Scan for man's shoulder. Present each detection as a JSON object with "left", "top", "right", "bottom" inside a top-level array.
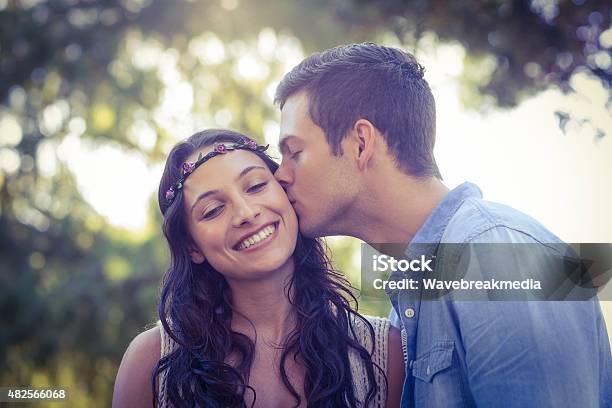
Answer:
[{"left": 442, "top": 196, "right": 562, "bottom": 244}]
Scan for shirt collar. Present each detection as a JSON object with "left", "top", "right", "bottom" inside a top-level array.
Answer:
[
  {"left": 405, "top": 182, "right": 482, "bottom": 257},
  {"left": 384, "top": 182, "right": 482, "bottom": 299}
]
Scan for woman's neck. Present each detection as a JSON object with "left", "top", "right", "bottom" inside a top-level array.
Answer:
[{"left": 227, "top": 258, "right": 296, "bottom": 346}]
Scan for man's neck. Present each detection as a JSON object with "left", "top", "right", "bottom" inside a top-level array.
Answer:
[{"left": 351, "top": 174, "right": 449, "bottom": 244}]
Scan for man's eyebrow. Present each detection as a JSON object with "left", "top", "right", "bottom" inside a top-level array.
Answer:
[
  {"left": 190, "top": 166, "right": 266, "bottom": 214},
  {"left": 278, "top": 135, "right": 296, "bottom": 153}
]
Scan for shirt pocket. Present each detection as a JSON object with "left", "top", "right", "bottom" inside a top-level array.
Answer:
[
  {"left": 412, "top": 340, "right": 469, "bottom": 407},
  {"left": 411, "top": 340, "right": 453, "bottom": 382}
]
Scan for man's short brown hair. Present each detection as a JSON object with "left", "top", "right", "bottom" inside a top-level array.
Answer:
[{"left": 275, "top": 42, "right": 440, "bottom": 178}]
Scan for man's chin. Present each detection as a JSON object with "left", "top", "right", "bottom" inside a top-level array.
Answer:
[
  {"left": 298, "top": 224, "right": 316, "bottom": 238},
  {"left": 298, "top": 218, "right": 322, "bottom": 238}
]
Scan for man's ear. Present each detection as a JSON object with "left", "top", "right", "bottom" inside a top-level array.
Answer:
[
  {"left": 189, "top": 246, "right": 206, "bottom": 264},
  {"left": 352, "top": 118, "right": 378, "bottom": 171}
]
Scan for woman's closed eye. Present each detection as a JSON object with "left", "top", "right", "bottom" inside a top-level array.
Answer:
[
  {"left": 202, "top": 205, "right": 224, "bottom": 220},
  {"left": 246, "top": 181, "right": 268, "bottom": 193}
]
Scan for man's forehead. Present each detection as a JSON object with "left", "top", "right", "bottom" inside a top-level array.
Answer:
[
  {"left": 280, "top": 92, "right": 309, "bottom": 123},
  {"left": 284, "top": 89, "right": 309, "bottom": 109},
  {"left": 279, "top": 92, "right": 311, "bottom": 145}
]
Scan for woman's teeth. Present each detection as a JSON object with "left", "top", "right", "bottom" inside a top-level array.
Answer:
[{"left": 238, "top": 224, "right": 276, "bottom": 250}]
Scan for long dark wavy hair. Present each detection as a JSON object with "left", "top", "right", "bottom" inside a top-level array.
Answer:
[{"left": 152, "top": 129, "right": 383, "bottom": 407}]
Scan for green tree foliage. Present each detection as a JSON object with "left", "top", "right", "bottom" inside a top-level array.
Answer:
[{"left": 341, "top": 0, "right": 611, "bottom": 107}]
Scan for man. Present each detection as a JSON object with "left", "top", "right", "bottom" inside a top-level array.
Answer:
[{"left": 274, "top": 43, "right": 611, "bottom": 407}]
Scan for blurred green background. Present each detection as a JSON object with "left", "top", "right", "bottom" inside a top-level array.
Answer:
[{"left": 1, "top": 0, "right": 610, "bottom": 406}]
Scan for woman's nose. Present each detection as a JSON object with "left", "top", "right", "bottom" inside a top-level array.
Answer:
[{"left": 231, "top": 197, "right": 260, "bottom": 227}]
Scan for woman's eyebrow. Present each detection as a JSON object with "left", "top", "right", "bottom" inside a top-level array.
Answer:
[
  {"left": 236, "top": 165, "right": 266, "bottom": 180},
  {"left": 191, "top": 189, "right": 220, "bottom": 214}
]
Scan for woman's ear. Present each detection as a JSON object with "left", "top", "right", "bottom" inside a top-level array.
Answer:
[{"left": 189, "top": 247, "right": 206, "bottom": 264}]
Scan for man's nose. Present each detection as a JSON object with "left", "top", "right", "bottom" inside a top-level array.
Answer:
[{"left": 274, "top": 161, "right": 293, "bottom": 190}]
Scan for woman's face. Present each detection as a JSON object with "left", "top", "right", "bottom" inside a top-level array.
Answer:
[{"left": 181, "top": 147, "right": 299, "bottom": 281}]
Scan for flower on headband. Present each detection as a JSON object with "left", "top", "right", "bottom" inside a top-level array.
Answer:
[
  {"left": 182, "top": 162, "right": 196, "bottom": 175},
  {"left": 245, "top": 139, "right": 258, "bottom": 149},
  {"left": 214, "top": 143, "right": 227, "bottom": 153},
  {"left": 165, "top": 187, "right": 175, "bottom": 202}
]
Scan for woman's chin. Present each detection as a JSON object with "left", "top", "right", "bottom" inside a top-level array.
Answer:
[
  {"left": 254, "top": 254, "right": 294, "bottom": 275},
  {"left": 230, "top": 253, "right": 294, "bottom": 282}
]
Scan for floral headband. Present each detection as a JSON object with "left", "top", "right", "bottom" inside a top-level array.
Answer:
[{"left": 165, "top": 137, "right": 269, "bottom": 205}]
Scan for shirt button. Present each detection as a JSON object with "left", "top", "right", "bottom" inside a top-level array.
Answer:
[{"left": 404, "top": 308, "right": 415, "bottom": 318}]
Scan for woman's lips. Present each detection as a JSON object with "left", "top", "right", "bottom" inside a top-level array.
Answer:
[{"left": 234, "top": 221, "right": 280, "bottom": 252}]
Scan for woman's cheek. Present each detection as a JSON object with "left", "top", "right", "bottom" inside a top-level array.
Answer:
[
  {"left": 270, "top": 183, "right": 292, "bottom": 207},
  {"left": 196, "top": 225, "right": 224, "bottom": 252}
]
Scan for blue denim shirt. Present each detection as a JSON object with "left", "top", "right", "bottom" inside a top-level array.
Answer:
[{"left": 388, "top": 182, "right": 611, "bottom": 407}]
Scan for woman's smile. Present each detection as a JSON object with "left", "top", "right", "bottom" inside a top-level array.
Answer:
[{"left": 233, "top": 221, "right": 280, "bottom": 252}]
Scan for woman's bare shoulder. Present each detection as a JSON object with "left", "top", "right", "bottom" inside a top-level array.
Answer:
[
  {"left": 386, "top": 325, "right": 405, "bottom": 408},
  {"left": 112, "top": 326, "right": 161, "bottom": 408}
]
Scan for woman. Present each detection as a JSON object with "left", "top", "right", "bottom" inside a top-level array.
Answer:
[{"left": 113, "top": 129, "right": 404, "bottom": 407}]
